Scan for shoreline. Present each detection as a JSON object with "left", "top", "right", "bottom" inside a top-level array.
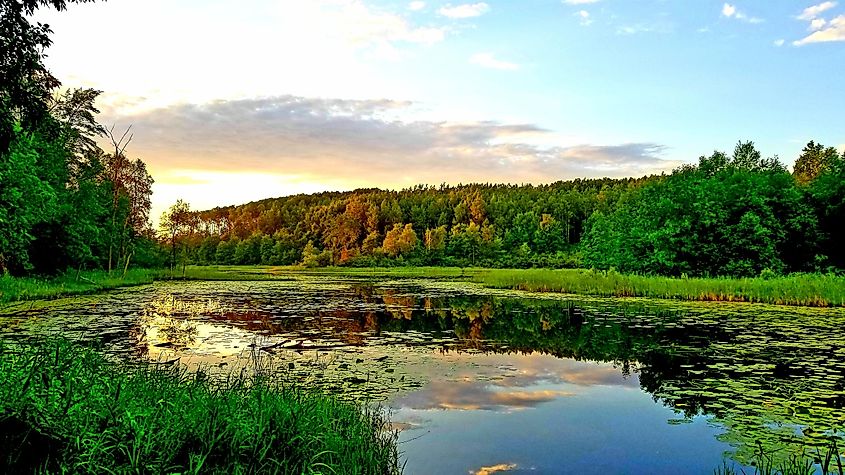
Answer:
[{"left": 2, "top": 265, "right": 843, "bottom": 308}]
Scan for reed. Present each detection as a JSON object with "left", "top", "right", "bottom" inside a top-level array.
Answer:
[
  {"left": 476, "top": 268, "right": 845, "bottom": 307},
  {"left": 0, "top": 339, "right": 399, "bottom": 474}
]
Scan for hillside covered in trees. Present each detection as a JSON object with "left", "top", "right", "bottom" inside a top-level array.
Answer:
[{"left": 162, "top": 140, "right": 845, "bottom": 278}]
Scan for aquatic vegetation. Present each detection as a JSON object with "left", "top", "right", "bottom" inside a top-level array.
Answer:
[
  {"left": 0, "top": 339, "right": 399, "bottom": 474},
  {"left": 714, "top": 440, "right": 843, "bottom": 475},
  {"left": 146, "top": 293, "right": 223, "bottom": 316},
  {"left": 181, "top": 266, "right": 845, "bottom": 307},
  {"left": 475, "top": 268, "right": 845, "bottom": 307}
]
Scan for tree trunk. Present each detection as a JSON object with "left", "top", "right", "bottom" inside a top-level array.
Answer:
[{"left": 122, "top": 252, "right": 132, "bottom": 278}]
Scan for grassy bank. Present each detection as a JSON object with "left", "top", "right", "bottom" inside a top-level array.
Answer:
[
  {"left": 5, "top": 265, "right": 845, "bottom": 308},
  {"left": 476, "top": 268, "right": 845, "bottom": 307},
  {"left": 0, "top": 339, "right": 398, "bottom": 474},
  {"left": 170, "top": 265, "right": 480, "bottom": 281},
  {"left": 254, "top": 265, "right": 845, "bottom": 307},
  {"left": 0, "top": 269, "right": 159, "bottom": 304}
]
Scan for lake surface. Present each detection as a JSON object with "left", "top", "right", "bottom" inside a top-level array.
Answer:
[{"left": 2, "top": 276, "right": 844, "bottom": 474}]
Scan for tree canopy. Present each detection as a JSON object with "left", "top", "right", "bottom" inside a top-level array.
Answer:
[{"left": 0, "top": 0, "right": 157, "bottom": 276}]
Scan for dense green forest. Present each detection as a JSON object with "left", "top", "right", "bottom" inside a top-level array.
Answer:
[
  {"left": 163, "top": 140, "right": 845, "bottom": 277},
  {"left": 0, "top": 0, "right": 157, "bottom": 277}
]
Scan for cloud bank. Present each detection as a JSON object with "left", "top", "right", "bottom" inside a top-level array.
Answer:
[
  {"left": 794, "top": 1, "right": 845, "bottom": 45},
  {"left": 106, "top": 95, "right": 675, "bottom": 192}
]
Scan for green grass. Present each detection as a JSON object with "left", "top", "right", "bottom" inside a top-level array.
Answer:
[
  {"left": 0, "top": 269, "right": 159, "bottom": 304},
  {"left": 174, "top": 265, "right": 482, "bottom": 280},
  {"left": 0, "top": 339, "right": 399, "bottom": 474},
  {"left": 476, "top": 268, "right": 845, "bottom": 307},
  {"left": 6, "top": 265, "right": 845, "bottom": 308},
  {"left": 239, "top": 265, "right": 845, "bottom": 307}
]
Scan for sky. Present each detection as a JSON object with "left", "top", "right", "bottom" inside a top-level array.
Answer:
[{"left": 34, "top": 0, "right": 845, "bottom": 220}]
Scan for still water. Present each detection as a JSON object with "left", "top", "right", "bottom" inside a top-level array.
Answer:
[{"left": 2, "top": 277, "right": 844, "bottom": 474}]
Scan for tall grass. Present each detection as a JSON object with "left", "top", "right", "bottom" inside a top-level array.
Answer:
[
  {"left": 170, "top": 265, "right": 484, "bottom": 281},
  {"left": 714, "top": 439, "right": 843, "bottom": 475},
  {"left": 476, "top": 268, "right": 845, "bottom": 307},
  {"left": 0, "top": 339, "right": 399, "bottom": 474},
  {"left": 6, "top": 265, "right": 843, "bottom": 308},
  {"left": 0, "top": 269, "right": 158, "bottom": 304},
  {"left": 179, "top": 266, "right": 845, "bottom": 307}
]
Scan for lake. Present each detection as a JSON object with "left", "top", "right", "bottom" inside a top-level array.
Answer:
[{"left": 2, "top": 276, "right": 844, "bottom": 474}]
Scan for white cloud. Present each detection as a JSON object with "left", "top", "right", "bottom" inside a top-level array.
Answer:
[
  {"left": 794, "top": 14, "right": 845, "bottom": 45},
  {"left": 616, "top": 25, "right": 654, "bottom": 35},
  {"left": 798, "top": 1, "right": 838, "bottom": 20},
  {"left": 470, "top": 52, "right": 519, "bottom": 70},
  {"left": 438, "top": 2, "right": 490, "bottom": 18},
  {"left": 562, "top": 0, "right": 599, "bottom": 4},
  {"left": 722, "top": 3, "right": 764, "bottom": 23},
  {"left": 408, "top": 1, "right": 426, "bottom": 11},
  {"left": 576, "top": 10, "right": 592, "bottom": 26},
  {"left": 793, "top": 2, "right": 844, "bottom": 45},
  {"left": 773, "top": 39, "right": 785, "bottom": 46},
  {"left": 810, "top": 18, "right": 828, "bottom": 30}
]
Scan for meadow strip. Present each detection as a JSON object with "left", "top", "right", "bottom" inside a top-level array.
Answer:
[
  {"left": 0, "top": 269, "right": 159, "bottom": 304},
  {"left": 475, "top": 268, "right": 845, "bottom": 307}
]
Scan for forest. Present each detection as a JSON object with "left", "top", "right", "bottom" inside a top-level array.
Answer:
[
  {"left": 0, "top": 0, "right": 157, "bottom": 277},
  {"left": 161, "top": 140, "right": 845, "bottom": 277}
]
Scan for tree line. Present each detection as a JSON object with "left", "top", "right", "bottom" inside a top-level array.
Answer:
[
  {"left": 161, "top": 138, "right": 845, "bottom": 277},
  {"left": 0, "top": 0, "right": 156, "bottom": 276},
  {"left": 159, "top": 177, "right": 633, "bottom": 271}
]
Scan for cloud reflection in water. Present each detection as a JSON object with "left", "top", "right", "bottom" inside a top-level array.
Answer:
[{"left": 393, "top": 353, "right": 638, "bottom": 412}]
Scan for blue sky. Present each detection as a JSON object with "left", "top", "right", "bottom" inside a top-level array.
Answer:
[{"left": 35, "top": 0, "right": 845, "bottom": 216}]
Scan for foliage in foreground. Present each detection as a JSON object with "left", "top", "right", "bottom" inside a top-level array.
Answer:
[{"left": 0, "top": 339, "right": 399, "bottom": 474}]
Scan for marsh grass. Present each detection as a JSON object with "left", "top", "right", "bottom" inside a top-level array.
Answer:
[
  {"left": 173, "top": 266, "right": 845, "bottom": 307},
  {"left": 174, "top": 265, "right": 483, "bottom": 281},
  {"left": 6, "top": 265, "right": 843, "bottom": 308},
  {"left": 161, "top": 266, "right": 285, "bottom": 281},
  {"left": 715, "top": 440, "right": 844, "bottom": 475},
  {"left": 0, "top": 339, "right": 399, "bottom": 474},
  {"left": 0, "top": 269, "right": 158, "bottom": 304},
  {"left": 476, "top": 268, "right": 845, "bottom": 307}
]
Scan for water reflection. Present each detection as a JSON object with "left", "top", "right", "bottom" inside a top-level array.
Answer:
[
  {"left": 394, "top": 355, "right": 634, "bottom": 412},
  {"left": 2, "top": 278, "right": 845, "bottom": 472},
  {"left": 471, "top": 463, "right": 518, "bottom": 475}
]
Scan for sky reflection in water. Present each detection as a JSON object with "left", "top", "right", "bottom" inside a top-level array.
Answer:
[{"left": 391, "top": 353, "right": 726, "bottom": 475}]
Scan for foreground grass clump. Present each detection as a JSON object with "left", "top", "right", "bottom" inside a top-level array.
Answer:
[
  {"left": 0, "top": 269, "right": 158, "bottom": 304},
  {"left": 0, "top": 340, "right": 399, "bottom": 474},
  {"left": 476, "top": 268, "right": 845, "bottom": 307}
]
